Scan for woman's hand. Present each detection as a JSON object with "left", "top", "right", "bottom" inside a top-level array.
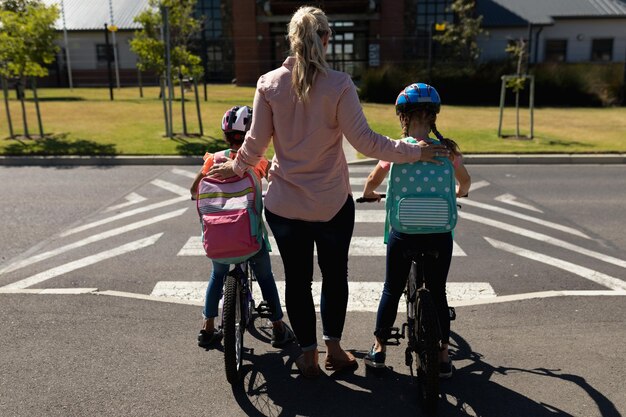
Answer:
[
  {"left": 361, "top": 190, "right": 382, "bottom": 202},
  {"left": 416, "top": 141, "right": 450, "bottom": 164},
  {"left": 207, "top": 159, "right": 237, "bottom": 180}
]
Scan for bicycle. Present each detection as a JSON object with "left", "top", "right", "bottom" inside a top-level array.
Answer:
[
  {"left": 357, "top": 193, "right": 458, "bottom": 413},
  {"left": 221, "top": 260, "right": 273, "bottom": 384}
]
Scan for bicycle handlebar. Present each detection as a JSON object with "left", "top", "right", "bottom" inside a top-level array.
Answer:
[
  {"left": 356, "top": 193, "right": 468, "bottom": 204},
  {"left": 355, "top": 194, "right": 385, "bottom": 203}
]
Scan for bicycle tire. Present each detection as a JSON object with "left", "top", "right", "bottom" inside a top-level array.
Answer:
[
  {"left": 414, "top": 289, "right": 441, "bottom": 414},
  {"left": 223, "top": 273, "right": 244, "bottom": 384}
]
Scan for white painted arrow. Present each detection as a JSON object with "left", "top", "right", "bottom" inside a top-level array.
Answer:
[
  {"left": 495, "top": 193, "right": 543, "bottom": 213},
  {"left": 1, "top": 209, "right": 185, "bottom": 274},
  {"left": 485, "top": 237, "right": 626, "bottom": 291},
  {"left": 461, "top": 198, "right": 589, "bottom": 239},
  {"left": 1, "top": 234, "right": 163, "bottom": 290},
  {"left": 460, "top": 211, "right": 626, "bottom": 269}
]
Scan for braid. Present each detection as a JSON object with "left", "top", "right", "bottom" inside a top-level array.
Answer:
[
  {"left": 431, "top": 121, "right": 461, "bottom": 156},
  {"left": 400, "top": 113, "right": 410, "bottom": 137}
]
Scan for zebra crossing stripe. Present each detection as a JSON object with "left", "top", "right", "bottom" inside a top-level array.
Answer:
[
  {"left": 150, "top": 281, "right": 496, "bottom": 311},
  {"left": 177, "top": 236, "right": 467, "bottom": 257}
]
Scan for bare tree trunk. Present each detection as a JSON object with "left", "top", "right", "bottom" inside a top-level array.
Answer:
[
  {"left": 138, "top": 68, "right": 143, "bottom": 98},
  {"left": 160, "top": 75, "right": 169, "bottom": 137},
  {"left": 193, "top": 78, "right": 203, "bottom": 136},
  {"left": 2, "top": 77, "right": 14, "bottom": 138},
  {"left": 32, "top": 78, "right": 44, "bottom": 137},
  {"left": 18, "top": 76, "right": 30, "bottom": 138},
  {"left": 515, "top": 91, "right": 520, "bottom": 138},
  {"left": 179, "top": 70, "right": 188, "bottom": 136}
]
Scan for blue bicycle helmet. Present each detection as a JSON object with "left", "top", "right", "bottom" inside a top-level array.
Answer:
[{"left": 395, "top": 83, "right": 441, "bottom": 115}]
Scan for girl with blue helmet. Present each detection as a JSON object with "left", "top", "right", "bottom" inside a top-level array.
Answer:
[{"left": 362, "top": 82, "right": 471, "bottom": 378}]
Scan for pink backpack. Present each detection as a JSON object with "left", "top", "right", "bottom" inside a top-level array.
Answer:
[{"left": 196, "top": 151, "right": 267, "bottom": 264}]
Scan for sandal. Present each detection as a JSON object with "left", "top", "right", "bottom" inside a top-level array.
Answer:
[
  {"left": 295, "top": 355, "right": 322, "bottom": 379},
  {"left": 324, "top": 351, "right": 358, "bottom": 372}
]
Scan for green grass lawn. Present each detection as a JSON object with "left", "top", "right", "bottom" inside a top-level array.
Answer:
[{"left": 1, "top": 85, "right": 624, "bottom": 156}]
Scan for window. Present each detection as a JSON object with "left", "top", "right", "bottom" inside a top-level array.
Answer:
[
  {"left": 193, "top": 0, "right": 231, "bottom": 81},
  {"left": 544, "top": 39, "right": 567, "bottom": 62},
  {"left": 409, "top": 0, "right": 454, "bottom": 59},
  {"left": 591, "top": 38, "right": 613, "bottom": 61},
  {"left": 95, "top": 44, "right": 114, "bottom": 65}
]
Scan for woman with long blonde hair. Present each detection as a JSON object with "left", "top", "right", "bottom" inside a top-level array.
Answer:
[{"left": 208, "top": 6, "right": 449, "bottom": 378}]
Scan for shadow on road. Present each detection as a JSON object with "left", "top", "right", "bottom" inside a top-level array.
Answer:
[{"left": 226, "top": 330, "right": 621, "bottom": 417}]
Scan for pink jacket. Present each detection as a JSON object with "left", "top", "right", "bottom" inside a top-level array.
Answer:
[{"left": 233, "top": 57, "right": 422, "bottom": 221}]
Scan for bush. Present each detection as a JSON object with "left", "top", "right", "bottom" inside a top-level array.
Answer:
[
  {"left": 358, "top": 61, "right": 624, "bottom": 107},
  {"left": 533, "top": 63, "right": 624, "bottom": 107}
]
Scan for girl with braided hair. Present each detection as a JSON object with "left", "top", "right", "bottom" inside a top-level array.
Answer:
[
  {"left": 207, "top": 8, "right": 450, "bottom": 379},
  {"left": 361, "top": 83, "right": 471, "bottom": 378}
]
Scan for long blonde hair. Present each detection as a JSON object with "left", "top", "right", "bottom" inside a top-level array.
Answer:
[{"left": 288, "top": 6, "right": 330, "bottom": 102}]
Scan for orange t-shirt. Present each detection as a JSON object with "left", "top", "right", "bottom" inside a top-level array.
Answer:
[{"left": 201, "top": 150, "right": 269, "bottom": 180}]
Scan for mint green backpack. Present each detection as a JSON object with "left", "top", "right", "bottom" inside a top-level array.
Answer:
[{"left": 384, "top": 137, "right": 457, "bottom": 243}]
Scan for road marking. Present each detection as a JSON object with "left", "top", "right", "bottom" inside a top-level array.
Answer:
[
  {"left": 349, "top": 166, "right": 378, "bottom": 174},
  {"left": 461, "top": 199, "right": 590, "bottom": 239},
  {"left": 171, "top": 168, "right": 196, "bottom": 179},
  {"left": 150, "top": 281, "right": 496, "bottom": 311},
  {"left": 177, "top": 236, "right": 467, "bottom": 257},
  {"left": 355, "top": 210, "right": 386, "bottom": 223},
  {"left": 105, "top": 192, "right": 147, "bottom": 212},
  {"left": 460, "top": 211, "right": 626, "bottom": 269},
  {"left": 451, "top": 290, "right": 626, "bottom": 307},
  {"left": 495, "top": 193, "right": 543, "bottom": 213},
  {"left": 0, "top": 288, "right": 98, "bottom": 294},
  {"left": 485, "top": 237, "right": 626, "bottom": 291},
  {"left": 470, "top": 180, "right": 490, "bottom": 191},
  {"left": 60, "top": 196, "right": 188, "bottom": 237},
  {"left": 0, "top": 234, "right": 163, "bottom": 290},
  {"left": 350, "top": 177, "right": 372, "bottom": 186},
  {"left": 1, "top": 209, "right": 186, "bottom": 274},
  {"left": 151, "top": 179, "right": 189, "bottom": 196}
]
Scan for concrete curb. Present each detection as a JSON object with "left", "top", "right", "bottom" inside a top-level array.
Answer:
[
  {"left": 0, "top": 154, "right": 625, "bottom": 166},
  {"left": 0, "top": 155, "right": 203, "bottom": 166},
  {"left": 348, "top": 154, "right": 626, "bottom": 165}
]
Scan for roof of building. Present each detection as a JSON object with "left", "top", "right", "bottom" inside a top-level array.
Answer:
[
  {"left": 42, "top": 0, "right": 151, "bottom": 31},
  {"left": 478, "top": 0, "right": 626, "bottom": 27}
]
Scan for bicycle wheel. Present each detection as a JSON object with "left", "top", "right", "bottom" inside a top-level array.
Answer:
[
  {"left": 414, "top": 289, "right": 441, "bottom": 413},
  {"left": 223, "top": 273, "right": 244, "bottom": 384}
]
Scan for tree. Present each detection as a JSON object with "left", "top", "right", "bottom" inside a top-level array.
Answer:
[
  {"left": 505, "top": 39, "right": 527, "bottom": 138},
  {"left": 130, "top": 0, "right": 203, "bottom": 137},
  {"left": 433, "top": 0, "right": 485, "bottom": 66},
  {"left": 0, "top": 0, "right": 59, "bottom": 138}
]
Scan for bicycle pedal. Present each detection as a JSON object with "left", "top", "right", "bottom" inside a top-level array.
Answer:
[
  {"left": 449, "top": 307, "right": 457, "bottom": 321},
  {"left": 384, "top": 327, "right": 404, "bottom": 345},
  {"left": 255, "top": 301, "right": 273, "bottom": 318}
]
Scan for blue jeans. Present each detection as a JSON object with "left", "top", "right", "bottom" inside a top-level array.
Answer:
[
  {"left": 265, "top": 196, "right": 355, "bottom": 352},
  {"left": 203, "top": 239, "right": 283, "bottom": 323},
  {"left": 375, "top": 229, "right": 453, "bottom": 344}
]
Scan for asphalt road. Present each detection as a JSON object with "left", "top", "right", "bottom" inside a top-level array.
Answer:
[{"left": 0, "top": 164, "right": 625, "bottom": 417}]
